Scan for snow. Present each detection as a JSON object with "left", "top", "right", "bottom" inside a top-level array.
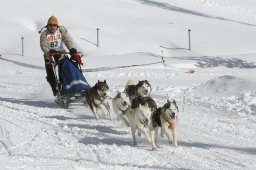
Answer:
[
  {"left": 0, "top": 0, "right": 256, "bottom": 169},
  {"left": 193, "top": 75, "right": 256, "bottom": 97}
]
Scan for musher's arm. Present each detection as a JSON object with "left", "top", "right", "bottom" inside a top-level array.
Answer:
[
  {"left": 40, "top": 30, "right": 50, "bottom": 55},
  {"left": 59, "top": 26, "right": 73, "bottom": 50}
]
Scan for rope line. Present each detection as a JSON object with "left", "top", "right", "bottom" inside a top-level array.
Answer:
[
  {"left": 82, "top": 61, "right": 163, "bottom": 72},
  {"left": 0, "top": 56, "right": 163, "bottom": 72},
  {"left": 0, "top": 57, "right": 44, "bottom": 70}
]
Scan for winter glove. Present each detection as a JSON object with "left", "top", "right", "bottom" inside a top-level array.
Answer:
[
  {"left": 48, "top": 49, "right": 60, "bottom": 66},
  {"left": 69, "top": 48, "right": 83, "bottom": 65},
  {"left": 48, "top": 49, "right": 57, "bottom": 56},
  {"left": 69, "top": 48, "right": 77, "bottom": 56}
]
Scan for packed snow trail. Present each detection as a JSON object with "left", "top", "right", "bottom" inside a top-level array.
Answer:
[{"left": 0, "top": 63, "right": 256, "bottom": 169}]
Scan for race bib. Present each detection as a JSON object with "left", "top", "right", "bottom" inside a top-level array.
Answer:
[{"left": 46, "top": 29, "right": 64, "bottom": 51}]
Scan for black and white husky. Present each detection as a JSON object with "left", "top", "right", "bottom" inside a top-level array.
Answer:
[
  {"left": 85, "top": 80, "right": 111, "bottom": 120},
  {"left": 112, "top": 80, "right": 152, "bottom": 125},
  {"left": 125, "top": 80, "right": 152, "bottom": 100},
  {"left": 151, "top": 100, "right": 179, "bottom": 147},
  {"left": 125, "top": 96, "right": 158, "bottom": 150},
  {"left": 112, "top": 91, "right": 131, "bottom": 126}
]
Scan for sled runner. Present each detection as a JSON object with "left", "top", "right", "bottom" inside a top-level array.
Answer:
[{"left": 49, "top": 52, "right": 91, "bottom": 108}]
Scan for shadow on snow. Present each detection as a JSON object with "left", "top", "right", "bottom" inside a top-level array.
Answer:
[
  {"left": 180, "top": 141, "right": 256, "bottom": 155},
  {"left": 136, "top": 0, "right": 256, "bottom": 26},
  {"left": 169, "top": 56, "right": 256, "bottom": 68},
  {"left": 0, "top": 97, "right": 59, "bottom": 109},
  {"left": 65, "top": 123, "right": 128, "bottom": 136},
  {"left": 79, "top": 136, "right": 131, "bottom": 146}
]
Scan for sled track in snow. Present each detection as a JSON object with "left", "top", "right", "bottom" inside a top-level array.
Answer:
[
  {"left": 0, "top": 125, "right": 13, "bottom": 156},
  {"left": 0, "top": 100, "right": 84, "bottom": 156}
]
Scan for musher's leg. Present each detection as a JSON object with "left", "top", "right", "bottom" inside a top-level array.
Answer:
[{"left": 44, "top": 55, "right": 58, "bottom": 96}]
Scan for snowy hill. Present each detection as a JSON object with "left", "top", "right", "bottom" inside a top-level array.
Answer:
[{"left": 0, "top": 0, "right": 256, "bottom": 169}]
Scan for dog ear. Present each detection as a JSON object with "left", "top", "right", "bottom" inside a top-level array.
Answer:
[
  {"left": 163, "top": 101, "right": 170, "bottom": 110},
  {"left": 139, "top": 103, "right": 145, "bottom": 109},
  {"left": 98, "top": 80, "right": 100, "bottom": 83},
  {"left": 144, "top": 102, "right": 149, "bottom": 108},
  {"left": 138, "top": 103, "right": 142, "bottom": 109},
  {"left": 116, "top": 92, "right": 121, "bottom": 98},
  {"left": 104, "top": 80, "right": 106, "bottom": 83},
  {"left": 173, "top": 100, "right": 179, "bottom": 111}
]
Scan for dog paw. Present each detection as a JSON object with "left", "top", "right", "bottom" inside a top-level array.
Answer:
[
  {"left": 124, "top": 122, "right": 130, "bottom": 127},
  {"left": 169, "top": 140, "right": 173, "bottom": 144},
  {"left": 160, "top": 131, "right": 164, "bottom": 138},
  {"left": 137, "top": 131, "right": 141, "bottom": 137},
  {"left": 152, "top": 147, "right": 157, "bottom": 151}
]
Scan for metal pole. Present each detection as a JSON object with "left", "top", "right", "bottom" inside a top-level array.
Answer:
[
  {"left": 160, "top": 49, "right": 166, "bottom": 67},
  {"left": 21, "top": 36, "right": 24, "bottom": 56},
  {"left": 96, "top": 28, "right": 100, "bottom": 47},
  {"left": 188, "top": 29, "right": 191, "bottom": 51}
]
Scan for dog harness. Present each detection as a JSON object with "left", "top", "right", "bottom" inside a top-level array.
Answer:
[{"left": 160, "top": 109, "right": 175, "bottom": 129}]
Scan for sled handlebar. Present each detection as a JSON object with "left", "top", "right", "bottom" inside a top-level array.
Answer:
[
  {"left": 48, "top": 51, "right": 84, "bottom": 65},
  {"left": 48, "top": 51, "right": 83, "bottom": 57}
]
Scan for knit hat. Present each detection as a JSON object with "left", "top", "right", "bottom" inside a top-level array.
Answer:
[{"left": 47, "top": 16, "right": 58, "bottom": 25}]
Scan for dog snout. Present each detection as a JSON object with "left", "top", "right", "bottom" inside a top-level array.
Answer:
[
  {"left": 123, "top": 101, "right": 127, "bottom": 105},
  {"left": 144, "top": 118, "right": 149, "bottom": 125},
  {"left": 145, "top": 89, "right": 148, "bottom": 93},
  {"left": 141, "top": 117, "right": 149, "bottom": 126},
  {"left": 171, "top": 112, "right": 176, "bottom": 118},
  {"left": 103, "top": 92, "right": 106, "bottom": 96}
]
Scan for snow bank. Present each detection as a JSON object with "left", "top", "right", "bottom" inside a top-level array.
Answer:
[{"left": 192, "top": 75, "right": 256, "bottom": 97}]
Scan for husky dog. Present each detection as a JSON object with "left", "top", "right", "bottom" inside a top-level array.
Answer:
[
  {"left": 112, "top": 91, "right": 131, "bottom": 126},
  {"left": 125, "top": 80, "right": 152, "bottom": 100},
  {"left": 125, "top": 96, "right": 158, "bottom": 150},
  {"left": 151, "top": 100, "right": 179, "bottom": 147},
  {"left": 85, "top": 80, "right": 111, "bottom": 120}
]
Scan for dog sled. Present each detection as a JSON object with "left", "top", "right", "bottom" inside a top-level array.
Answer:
[{"left": 50, "top": 52, "right": 91, "bottom": 108}]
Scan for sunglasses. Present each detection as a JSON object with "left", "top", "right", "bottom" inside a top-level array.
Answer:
[{"left": 48, "top": 24, "right": 57, "bottom": 27}]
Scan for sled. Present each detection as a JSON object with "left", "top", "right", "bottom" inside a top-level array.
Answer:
[{"left": 51, "top": 52, "right": 91, "bottom": 108}]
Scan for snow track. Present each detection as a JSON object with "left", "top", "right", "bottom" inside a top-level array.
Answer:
[
  {"left": 1, "top": 56, "right": 256, "bottom": 169},
  {"left": 1, "top": 76, "right": 255, "bottom": 169},
  {"left": 0, "top": 125, "right": 13, "bottom": 156}
]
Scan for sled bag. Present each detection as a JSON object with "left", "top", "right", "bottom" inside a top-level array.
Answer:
[{"left": 59, "top": 59, "right": 90, "bottom": 94}]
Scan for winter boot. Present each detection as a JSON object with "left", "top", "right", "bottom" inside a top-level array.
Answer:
[{"left": 46, "top": 76, "right": 58, "bottom": 96}]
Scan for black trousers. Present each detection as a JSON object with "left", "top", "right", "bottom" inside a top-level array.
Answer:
[{"left": 44, "top": 57, "right": 57, "bottom": 93}]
